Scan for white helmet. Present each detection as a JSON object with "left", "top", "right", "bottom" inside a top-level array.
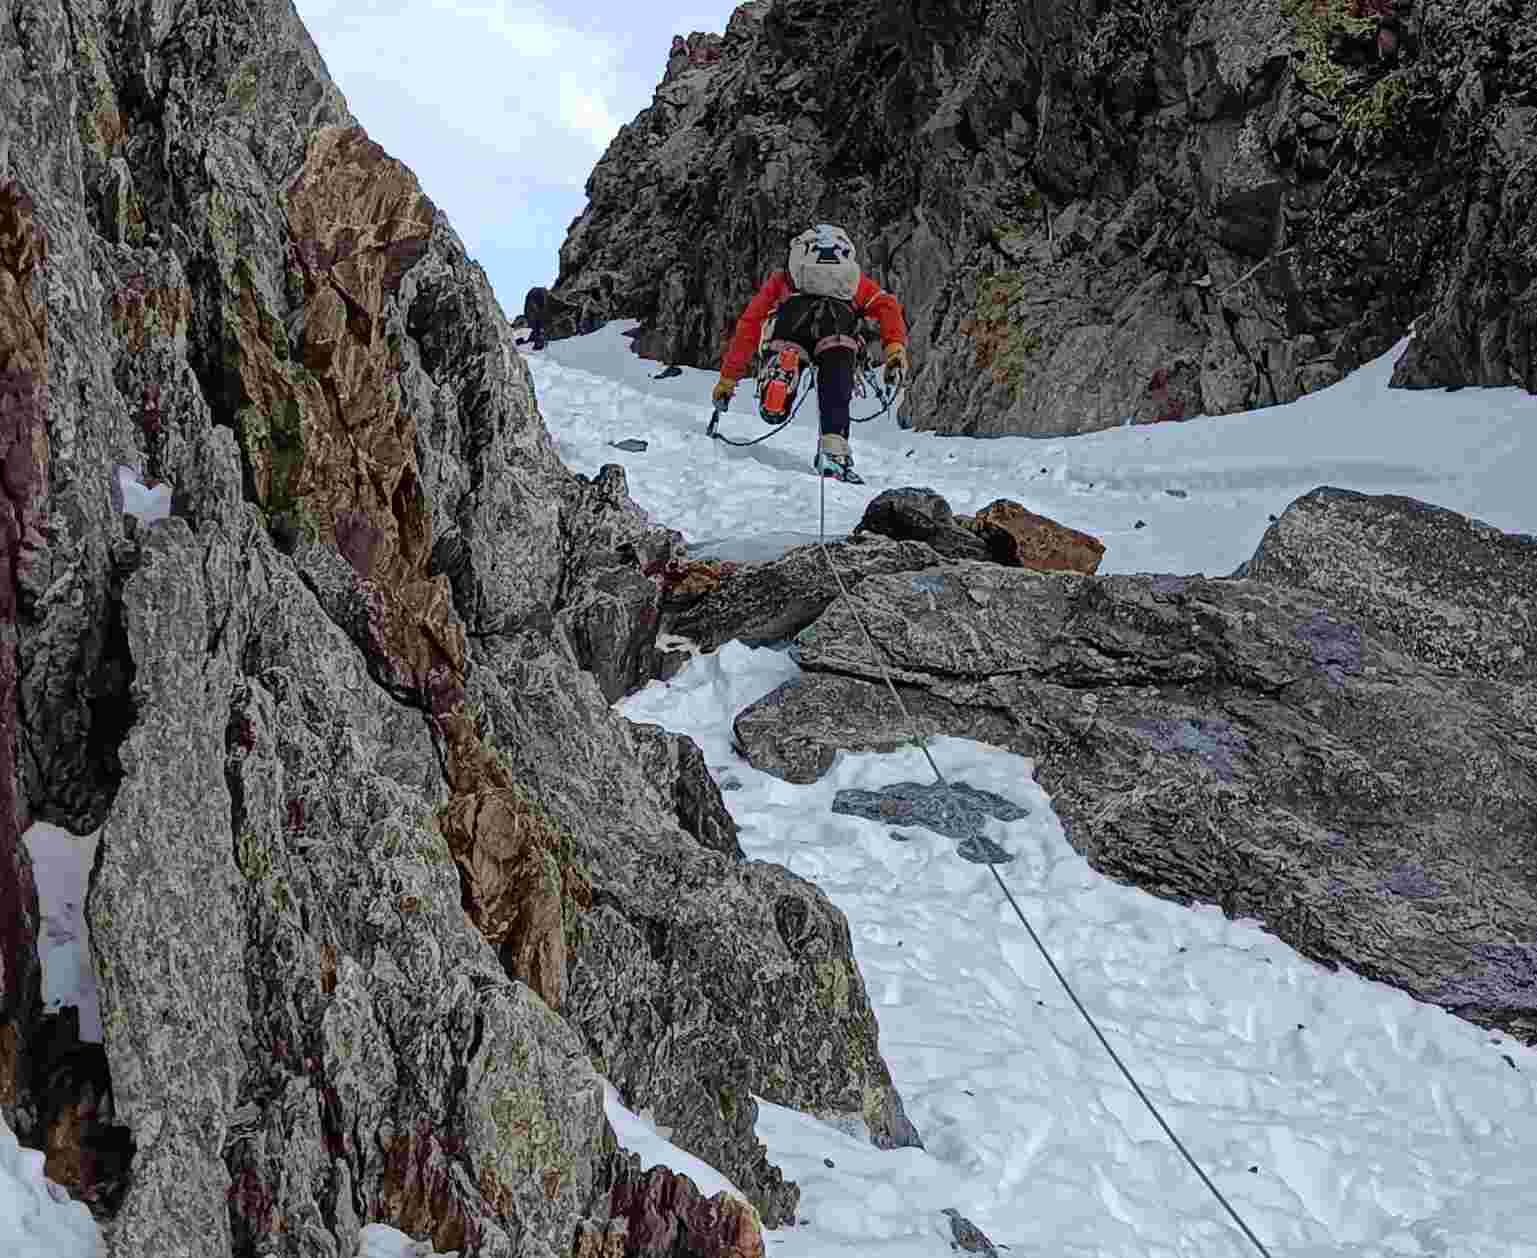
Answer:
[{"left": 787, "top": 224, "right": 860, "bottom": 300}]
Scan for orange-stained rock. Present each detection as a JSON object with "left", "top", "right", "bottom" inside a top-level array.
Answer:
[
  {"left": 437, "top": 787, "right": 568, "bottom": 1010},
  {"left": 972, "top": 499, "right": 1105, "bottom": 574},
  {"left": 434, "top": 710, "right": 592, "bottom": 1012}
]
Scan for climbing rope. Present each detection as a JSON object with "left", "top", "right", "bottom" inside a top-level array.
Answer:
[
  {"left": 706, "top": 359, "right": 903, "bottom": 449},
  {"left": 811, "top": 475, "right": 1275, "bottom": 1258}
]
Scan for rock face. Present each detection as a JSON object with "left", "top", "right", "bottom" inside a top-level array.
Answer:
[
  {"left": 3, "top": 0, "right": 918, "bottom": 1248},
  {"left": 0, "top": 178, "right": 45, "bottom": 1131},
  {"left": 468, "top": 629, "right": 921, "bottom": 1227},
  {"left": 550, "top": 0, "right": 1535, "bottom": 435},
  {"left": 734, "top": 493, "right": 1537, "bottom": 1043}
]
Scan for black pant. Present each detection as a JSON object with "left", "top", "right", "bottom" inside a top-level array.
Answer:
[
  {"left": 772, "top": 295, "right": 859, "bottom": 439},
  {"left": 813, "top": 347, "right": 855, "bottom": 439},
  {"left": 528, "top": 319, "right": 546, "bottom": 350}
]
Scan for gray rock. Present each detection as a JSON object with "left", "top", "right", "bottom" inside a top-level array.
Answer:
[
  {"left": 855, "top": 488, "right": 989, "bottom": 562},
  {"left": 85, "top": 511, "right": 612, "bottom": 1257},
  {"left": 555, "top": 464, "right": 686, "bottom": 702},
  {"left": 468, "top": 628, "right": 922, "bottom": 1224},
  {"left": 629, "top": 722, "right": 744, "bottom": 859},
  {"left": 665, "top": 532, "right": 943, "bottom": 651},
  {"left": 610, "top": 438, "right": 649, "bottom": 452},
  {"left": 734, "top": 498, "right": 1537, "bottom": 1044},
  {"left": 1238, "top": 486, "right": 1537, "bottom": 680},
  {"left": 831, "top": 781, "right": 1025, "bottom": 864},
  {"left": 3, "top": 0, "right": 926, "bottom": 1243},
  {"left": 546, "top": 0, "right": 1537, "bottom": 435},
  {"left": 943, "top": 1207, "right": 999, "bottom": 1257}
]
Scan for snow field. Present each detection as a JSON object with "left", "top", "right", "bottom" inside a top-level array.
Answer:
[
  {"left": 533, "top": 325, "right": 1534, "bottom": 580},
  {"left": 619, "top": 642, "right": 1537, "bottom": 1257}
]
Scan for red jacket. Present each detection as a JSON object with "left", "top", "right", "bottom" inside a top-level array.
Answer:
[{"left": 720, "top": 271, "right": 908, "bottom": 381}]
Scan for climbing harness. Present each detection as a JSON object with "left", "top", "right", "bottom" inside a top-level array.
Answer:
[
  {"left": 812, "top": 467, "right": 1275, "bottom": 1258},
  {"left": 705, "top": 356, "right": 905, "bottom": 450}
]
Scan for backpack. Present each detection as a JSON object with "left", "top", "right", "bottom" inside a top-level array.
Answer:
[{"left": 786, "top": 224, "right": 861, "bottom": 301}]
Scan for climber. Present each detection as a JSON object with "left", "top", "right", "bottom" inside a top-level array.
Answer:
[
  {"left": 523, "top": 285, "right": 550, "bottom": 351},
  {"left": 711, "top": 224, "right": 910, "bottom": 485}
]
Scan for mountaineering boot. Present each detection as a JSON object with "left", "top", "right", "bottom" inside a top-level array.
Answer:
[
  {"left": 814, "top": 433, "right": 864, "bottom": 484},
  {"left": 758, "top": 346, "right": 802, "bottom": 423}
]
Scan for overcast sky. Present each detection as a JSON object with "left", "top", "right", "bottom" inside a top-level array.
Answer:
[{"left": 293, "top": 0, "right": 740, "bottom": 317}]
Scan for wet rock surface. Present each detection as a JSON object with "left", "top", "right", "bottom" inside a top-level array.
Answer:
[
  {"left": 735, "top": 494, "right": 1537, "bottom": 1044},
  {"left": 831, "top": 781, "right": 1026, "bottom": 865}
]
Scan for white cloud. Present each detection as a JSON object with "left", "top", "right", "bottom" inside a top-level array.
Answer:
[{"left": 292, "top": 0, "right": 738, "bottom": 306}]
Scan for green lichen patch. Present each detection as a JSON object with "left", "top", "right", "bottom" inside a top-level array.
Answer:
[
  {"left": 964, "top": 272, "right": 1045, "bottom": 396},
  {"left": 1283, "top": 0, "right": 1377, "bottom": 100},
  {"left": 1342, "top": 69, "right": 1409, "bottom": 133}
]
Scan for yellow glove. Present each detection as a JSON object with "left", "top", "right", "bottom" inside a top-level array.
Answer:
[
  {"left": 711, "top": 376, "right": 737, "bottom": 407},
  {"left": 883, "top": 343, "right": 910, "bottom": 384}
]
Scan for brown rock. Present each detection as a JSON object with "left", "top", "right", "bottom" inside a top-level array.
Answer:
[
  {"left": 435, "top": 709, "right": 593, "bottom": 1012},
  {"left": 437, "top": 787, "right": 570, "bottom": 1011},
  {"left": 0, "top": 178, "right": 47, "bottom": 1127},
  {"left": 972, "top": 500, "right": 1105, "bottom": 574},
  {"left": 606, "top": 1163, "right": 765, "bottom": 1258},
  {"left": 226, "top": 124, "right": 460, "bottom": 714}
]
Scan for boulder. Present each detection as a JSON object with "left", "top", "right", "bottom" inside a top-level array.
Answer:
[
  {"left": 665, "top": 533, "right": 942, "bottom": 651},
  {"left": 855, "top": 488, "right": 988, "bottom": 562},
  {"left": 735, "top": 494, "right": 1537, "bottom": 1043},
  {"left": 1237, "top": 486, "right": 1536, "bottom": 680},
  {"left": 971, "top": 500, "right": 1105, "bottom": 573}
]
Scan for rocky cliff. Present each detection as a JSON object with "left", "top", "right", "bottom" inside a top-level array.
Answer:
[
  {"left": 549, "top": 0, "right": 1537, "bottom": 435},
  {"left": 0, "top": 0, "right": 917, "bottom": 1251}
]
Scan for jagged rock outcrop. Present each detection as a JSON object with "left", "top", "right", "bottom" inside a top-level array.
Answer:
[
  {"left": 733, "top": 491, "right": 1537, "bottom": 1043},
  {"left": 574, "top": 1160, "right": 764, "bottom": 1258},
  {"left": 551, "top": 0, "right": 1536, "bottom": 435},
  {"left": 3, "top": 0, "right": 919, "bottom": 1247},
  {"left": 665, "top": 533, "right": 943, "bottom": 650},
  {"left": 467, "top": 627, "right": 921, "bottom": 1227},
  {"left": 0, "top": 178, "right": 45, "bottom": 1132}
]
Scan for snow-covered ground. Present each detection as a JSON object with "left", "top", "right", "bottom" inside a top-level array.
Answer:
[
  {"left": 4, "top": 329, "right": 1532, "bottom": 1257},
  {"left": 534, "top": 324, "right": 1533, "bottom": 579},
  {"left": 543, "top": 326, "right": 1537, "bottom": 1258}
]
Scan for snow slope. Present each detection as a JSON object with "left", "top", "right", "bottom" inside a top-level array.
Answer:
[
  {"left": 540, "top": 326, "right": 1537, "bottom": 1258},
  {"left": 534, "top": 324, "right": 1533, "bottom": 579}
]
